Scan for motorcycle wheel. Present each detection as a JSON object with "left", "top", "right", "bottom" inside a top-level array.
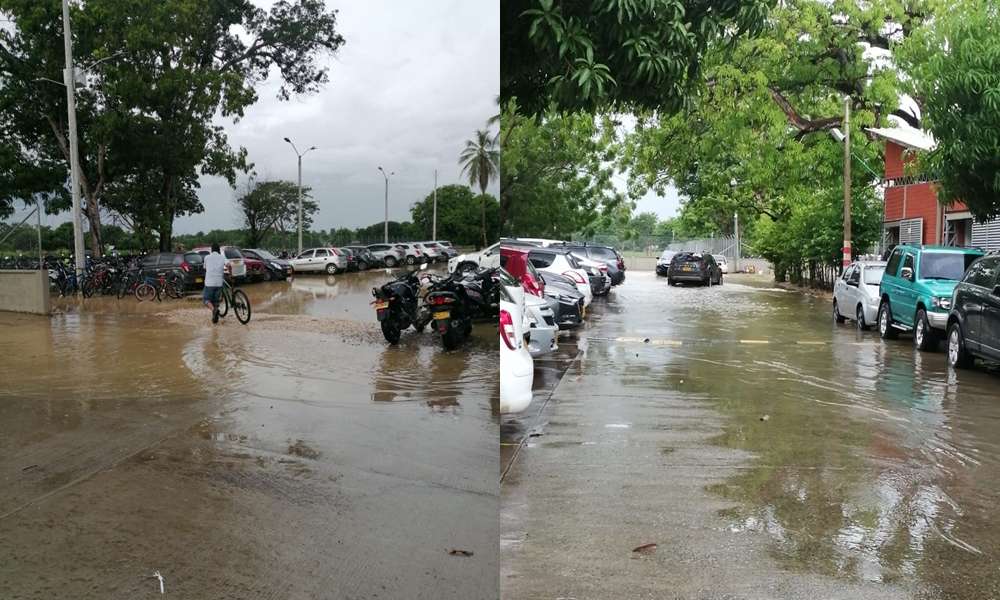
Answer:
[
  {"left": 442, "top": 326, "right": 465, "bottom": 350},
  {"left": 381, "top": 320, "right": 402, "bottom": 344}
]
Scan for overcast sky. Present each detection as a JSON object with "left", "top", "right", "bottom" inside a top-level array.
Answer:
[{"left": 11, "top": 0, "right": 498, "bottom": 234}]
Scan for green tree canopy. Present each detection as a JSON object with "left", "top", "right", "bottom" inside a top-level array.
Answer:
[
  {"left": 410, "top": 184, "right": 499, "bottom": 248},
  {"left": 898, "top": 0, "right": 1000, "bottom": 220},
  {"left": 236, "top": 179, "right": 318, "bottom": 247},
  {"left": 501, "top": 0, "right": 775, "bottom": 114}
]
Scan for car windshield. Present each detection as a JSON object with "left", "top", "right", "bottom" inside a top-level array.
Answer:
[
  {"left": 184, "top": 252, "right": 204, "bottom": 265},
  {"left": 920, "top": 252, "right": 979, "bottom": 281},
  {"left": 863, "top": 266, "right": 885, "bottom": 285},
  {"left": 254, "top": 249, "right": 278, "bottom": 260},
  {"left": 224, "top": 248, "right": 243, "bottom": 259},
  {"left": 672, "top": 252, "right": 701, "bottom": 264}
]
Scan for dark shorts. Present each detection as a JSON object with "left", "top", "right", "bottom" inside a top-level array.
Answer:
[{"left": 202, "top": 286, "right": 222, "bottom": 305}]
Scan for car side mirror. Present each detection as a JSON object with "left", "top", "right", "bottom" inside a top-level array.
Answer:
[{"left": 901, "top": 267, "right": 914, "bottom": 281}]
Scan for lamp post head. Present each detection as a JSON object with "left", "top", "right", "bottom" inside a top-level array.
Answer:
[{"left": 830, "top": 128, "right": 846, "bottom": 143}]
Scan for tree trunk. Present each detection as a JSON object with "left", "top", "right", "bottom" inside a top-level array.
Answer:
[
  {"left": 84, "top": 191, "right": 103, "bottom": 257},
  {"left": 158, "top": 219, "right": 173, "bottom": 252}
]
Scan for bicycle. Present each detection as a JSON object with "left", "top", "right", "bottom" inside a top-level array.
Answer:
[
  {"left": 134, "top": 272, "right": 184, "bottom": 302},
  {"left": 215, "top": 277, "right": 251, "bottom": 324}
]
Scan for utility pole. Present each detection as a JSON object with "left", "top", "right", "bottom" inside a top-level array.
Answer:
[
  {"left": 734, "top": 211, "right": 740, "bottom": 273},
  {"left": 432, "top": 169, "right": 438, "bottom": 240},
  {"left": 842, "top": 97, "right": 852, "bottom": 269},
  {"left": 379, "top": 166, "right": 393, "bottom": 243},
  {"left": 283, "top": 138, "right": 315, "bottom": 255},
  {"left": 62, "top": 0, "right": 85, "bottom": 281},
  {"left": 37, "top": 198, "right": 43, "bottom": 271}
]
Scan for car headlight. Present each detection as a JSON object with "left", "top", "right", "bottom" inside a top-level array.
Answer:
[{"left": 932, "top": 296, "right": 952, "bottom": 310}]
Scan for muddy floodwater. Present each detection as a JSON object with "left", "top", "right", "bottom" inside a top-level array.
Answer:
[
  {"left": 502, "top": 271, "right": 1000, "bottom": 600},
  {"left": 1, "top": 267, "right": 498, "bottom": 600}
]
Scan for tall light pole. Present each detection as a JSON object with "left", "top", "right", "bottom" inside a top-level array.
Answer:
[
  {"left": 283, "top": 137, "right": 315, "bottom": 254},
  {"left": 432, "top": 169, "right": 438, "bottom": 240},
  {"left": 62, "top": 0, "right": 85, "bottom": 280},
  {"left": 841, "top": 98, "right": 852, "bottom": 269},
  {"left": 378, "top": 166, "right": 393, "bottom": 243}
]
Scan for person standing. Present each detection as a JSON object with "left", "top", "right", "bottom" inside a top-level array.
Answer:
[{"left": 202, "top": 242, "right": 227, "bottom": 324}]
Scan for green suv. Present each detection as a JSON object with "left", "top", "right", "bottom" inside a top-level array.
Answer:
[{"left": 877, "top": 245, "right": 984, "bottom": 350}]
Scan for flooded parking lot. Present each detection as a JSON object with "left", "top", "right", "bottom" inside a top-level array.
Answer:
[
  {"left": 1, "top": 268, "right": 498, "bottom": 600},
  {"left": 502, "top": 271, "right": 1000, "bottom": 599}
]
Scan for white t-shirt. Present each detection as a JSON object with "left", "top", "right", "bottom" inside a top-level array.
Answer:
[{"left": 204, "top": 252, "right": 227, "bottom": 287}]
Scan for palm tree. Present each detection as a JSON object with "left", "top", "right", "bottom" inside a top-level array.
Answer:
[{"left": 459, "top": 129, "right": 499, "bottom": 247}]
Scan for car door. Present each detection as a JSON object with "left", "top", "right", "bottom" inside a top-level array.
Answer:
[
  {"left": 846, "top": 265, "right": 863, "bottom": 313},
  {"left": 296, "top": 249, "right": 314, "bottom": 270},
  {"left": 977, "top": 258, "right": 1000, "bottom": 358},
  {"left": 313, "top": 248, "right": 330, "bottom": 270},
  {"left": 835, "top": 265, "right": 853, "bottom": 312},
  {"left": 896, "top": 252, "right": 918, "bottom": 327}
]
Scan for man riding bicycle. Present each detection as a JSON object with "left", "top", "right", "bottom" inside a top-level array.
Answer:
[{"left": 202, "top": 242, "right": 229, "bottom": 323}]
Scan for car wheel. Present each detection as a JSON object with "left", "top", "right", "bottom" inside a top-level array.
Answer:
[
  {"left": 358, "top": 260, "right": 368, "bottom": 270},
  {"left": 667, "top": 277, "right": 675, "bottom": 286},
  {"left": 325, "top": 263, "right": 338, "bottom": 275},
  {"left": 878, "top": 301, "right": 898, "bottom": 339},
  {"left": 458, "top": 262, "right": 477, "bottom": 274},
  {"left": 948, "top": 322, "right": 974, "bottom": 369},
  {"left": 833, "top": 299, "right": 846, "bottom": 324},
  {"left": 914, "top": 308, "right": 938, "bottom": 351},
  {"left": 384, "top": 256, "right": 397, "bottom": 268},
  {"left": 406, "top": 256, "right": 416, "bottom": 265},
  {"left": 856, "top": 305, "right": 869, "bottom": 331}
]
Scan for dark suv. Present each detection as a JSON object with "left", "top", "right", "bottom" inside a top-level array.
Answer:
[
  {"left": 557, "top": 243, "right": 626, "bottom": 286},
  {"left": 138, "top": 252, "right": 207, "bottom": 290},
  {"left": 667, "top": 252, "right": 723, "bottom": 286},
  {"left": 946, "top": 254, "right": 1000, "bottom": 368}
]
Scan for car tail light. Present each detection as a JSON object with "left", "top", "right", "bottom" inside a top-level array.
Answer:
[
  {"left": 563, "top": 270, "right": 586, "bottom": 284},
  {"left": 500, "top": 309, "right": 517, "bottom": 350},
  {"left": 180, "top": 261, "right": 190, "bottom": 272},
  {"left": 521, "top": 273, "right": 543, "bottom": 296}
]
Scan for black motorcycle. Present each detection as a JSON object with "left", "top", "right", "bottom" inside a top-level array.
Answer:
[
  {"left": 424, "top": 268, "right": 501, "bottom": 350},
  {"left": 372, "top": 268, "right": 431, "bottom": 344}
]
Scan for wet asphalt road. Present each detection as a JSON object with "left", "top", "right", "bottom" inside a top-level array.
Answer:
[
  {"left": 501, "top": 271, "right": 1000, "bottom": 600},
  {"left": 0, "top": 267, "right": 498, "bottom": 600}
]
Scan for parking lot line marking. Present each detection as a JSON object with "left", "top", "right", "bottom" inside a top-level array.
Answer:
[
  {"left": 796, "top": 341, "right": 827, "bottom": 345},
  {"left": 739, "top": 339, "right": 770, "bottom": 344}
]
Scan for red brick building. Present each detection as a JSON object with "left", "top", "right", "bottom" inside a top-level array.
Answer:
[{"left": 869, "top": 127, "right": 1000, "bottom": 251}]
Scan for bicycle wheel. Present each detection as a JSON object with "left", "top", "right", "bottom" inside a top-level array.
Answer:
[
  {"left": 135, "top": 282, "right": 156, "bottom": 302},
  {"left": 217, "top": 289, "right": 230, "bottom": 317},
  {"left": 232, "top": 289, "right": 251, "bottom": 324}
]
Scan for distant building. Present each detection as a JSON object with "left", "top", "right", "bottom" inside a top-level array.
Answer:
[{"left": 868, "top": 126, "right": 1000, "bottom": 251}]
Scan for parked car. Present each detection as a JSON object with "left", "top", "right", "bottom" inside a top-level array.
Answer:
[
  {"left": 240, "top": 254, "right": 269, "bottom": 282},
  {"left": 340, "top": 247, "right": 360, "bottom": 272},
  {"left": 947, "top": 254, "right": 1000, "bottom": 368},
  {"left": 192, "top": 245, "right": 247, "bottom": 281},
  {"left": 344, "top": 246, "right": 378, "bottom": 270},
  {"left": 559, "top": 243, "right": 626, "bottom": 285},
  {"left": 500, "top": 281, "right": 533, "bottom": 414},
  {"left": 412, "top": 242, "right": 444, "bottom": 263},
  {"left": 655, "top": 250, "right": 677, "bottom": 276},
  {"left": 523, "top": 292, "right": 559, "bottom": 357},
  {"left": 523, "top": 247, "right": 594, "bottom": 307},
  {"left": 289, "top": 247, "right": 348, "bottom": 274},
  {"left": 667, "top": 252, "right": 723, "bottom": 286},
  {"left": 429, "top": 241, "right": 458, "bottom": 259},
  {"left": 138, "top": 251, "right": 207, "bottom": 291},
  {"left": 833, "top": 261, "right": 886, "bottom": 330},
  {"left": 538, "top": 271, "right": 585, "bottom": 329},
  {"left": 713, "top": 255, "right": 730, "bottom": 274},
  {"left": 366, "top": 243, "right": 406, "bottom": 268},
  {"left": 877, "top": 245, "right": 985, "bottom": 351},
  {"left": 450, "top": 241, "right": 502, "bottom": 274},
  {"left": 241, "top": 248, "right": 292, "bottom": 280},
  {"left": 394, "top": 243, "right": 425, "bottom": 265}
]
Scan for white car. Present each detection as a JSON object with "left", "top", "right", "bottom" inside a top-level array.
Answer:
[
  {"left": 449, "top": 241, "right": 501, "bottom": 274},
  {"left": 525, "top": 250, "right": 594, "bottom": 307},
  {"left": 524, "top": 293, "right": 558, "bottom": 357},
  {"left": 500, "top": 283, "right": 533, "bottom": 414},
  {"left": 193, "top": 245, "right": 247, "bottom": 280},
  {"left": 655, "top": 250, "right": 677, "bottom": 276},
  {"left": 833, "top": 260, "right": 887, "bottom": 330},
  {"left": 394, "top": 243, "right": 426, "bottom": 265},
  {"left": 289, "top": 247, "right": 348, "bottom": 274},
  {"left": 413, "top": 242, "right": 443, "bottom": 262},
  {"left": 713, "top": 254, "right": 730, "bottom": 274}
]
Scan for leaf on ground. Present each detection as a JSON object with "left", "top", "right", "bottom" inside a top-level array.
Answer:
[
  {"left": 632, "top": 542, "right": 657, "bottom": 554},
  {"left": 448, "top": 549, "right": 474, "bottom": 557}
]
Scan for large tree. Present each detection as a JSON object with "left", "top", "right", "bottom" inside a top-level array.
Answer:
[
  {"left": 501, "top": 0, "right": 775, "bottom": 114},
  {"left": 0, "top": 0, "right": 345, "bottom": 252},
  {"left": 897, "top": 0, "right": 1000, "bottom": 220},
  {"left": 236, "top": 179, "right": 318, "bottom": 248},
  {"left": 410, "top": 184, "right": 499, "bottom": 247}
]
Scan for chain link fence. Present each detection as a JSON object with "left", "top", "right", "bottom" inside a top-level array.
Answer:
[{"left": 572, "top": 234, "right": 771, "bottom": 273}]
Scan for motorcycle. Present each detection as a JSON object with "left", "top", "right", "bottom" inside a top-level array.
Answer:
[
  {"left": 372, "top": 264, "right": 432, "bottom": 344},
  {"left": 424, "top": 268, "right": 501, "bottom": 350}
]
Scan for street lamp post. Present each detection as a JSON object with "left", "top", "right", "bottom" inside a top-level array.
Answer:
[
  {"left": 378, "top": 166, "right": 394, "bottom": 244},
  {"left": 283, "top": 138, "right": 316, "bottom": 254},
  {"left": 61, "top": 0, "right": 85, "bottom": 281}
]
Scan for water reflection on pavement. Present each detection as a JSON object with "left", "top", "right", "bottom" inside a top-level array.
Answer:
[
  {"left": 502, "top": 271, "right": 1000, "bottom": 599},
  {"left": 0, "top": 268, "right": 497, "bottom": 600}
]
